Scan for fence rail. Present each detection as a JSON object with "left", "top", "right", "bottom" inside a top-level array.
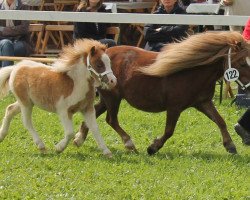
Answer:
[{"left": 0, "top": 10, "right": 249, "bottom": 26}]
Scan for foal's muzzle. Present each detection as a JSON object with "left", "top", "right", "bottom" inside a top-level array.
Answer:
[{"left": 86, "top": 57, "right": 117, "bottom": 89}]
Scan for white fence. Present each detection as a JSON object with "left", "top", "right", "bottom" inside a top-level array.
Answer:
[{"left": 0, "top": 10, "right": 249, "bottom": 26}]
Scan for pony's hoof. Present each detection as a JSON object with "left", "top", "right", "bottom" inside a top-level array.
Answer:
[
  {"left": 226, "top": 145, "right": 237, "bottom": 154},
  {"left": 147, "top": 146, "right": 157, "bottom": 155},
  {"left": 125, "top": 139, "right": 138, "bottom": 153}
]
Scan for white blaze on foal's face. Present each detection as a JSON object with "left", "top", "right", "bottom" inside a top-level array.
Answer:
[{"left": 101, "top": 53, "right": 117, "bottom": 89}]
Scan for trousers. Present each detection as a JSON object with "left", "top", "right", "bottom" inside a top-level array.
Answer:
[
  {"left": 238, "top": 109, "right": 250, "bottom": 132},
  {"left": 0, "top": 39, "right": 28, "bottom": 67}
]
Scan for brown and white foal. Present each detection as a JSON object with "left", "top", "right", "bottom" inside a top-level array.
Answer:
[{"left": 0, "top": 39, "right": 116, "bottom": 157}]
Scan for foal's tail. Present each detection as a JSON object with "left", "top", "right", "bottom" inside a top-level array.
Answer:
[{"left": 0, "top": 66, "right": 14, "bottom": 99}]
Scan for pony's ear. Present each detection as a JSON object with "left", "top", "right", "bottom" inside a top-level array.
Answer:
[
  {"left": 90, "top": 46, "right": 96, "bottom": 56},
  {"left": 236, "top": 41, "right": 242, "bottom": 49},
  {"left": 233, "top": 41, "right": 242, "bottom": 51}
]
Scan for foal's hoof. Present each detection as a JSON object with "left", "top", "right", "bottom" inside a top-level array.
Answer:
[
  {"left": 39, "top": 147, "right": 47, "bottom": 154},
  {"left": 73, "top": 133, "right": 85, "bottom": 147},
  {"left": 104, "top": 152, "right": 113, "bottom": 158},
  {"left": 55, "top": 144, "right": 65, "bottom": 153},
  {"left": 73, "top": 138, "right": 83, "bottom": 147},
  {"left": 147, "top": 146, "right": 157, "bottom": 155},
  {"left": 103, "top": 149, "right": 112, "bottom": 158}
]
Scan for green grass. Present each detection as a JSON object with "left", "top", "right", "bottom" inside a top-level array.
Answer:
[{"left": 0, "top": 88, "right": 249, "bottom": 199}]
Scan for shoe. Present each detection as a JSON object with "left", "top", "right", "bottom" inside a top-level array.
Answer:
[{"left": 234, "top": 123, "right": 250, "bottom": 145}]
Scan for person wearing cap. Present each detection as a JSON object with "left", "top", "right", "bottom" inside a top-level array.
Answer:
[{"left": 234, "top": 17, "right": 250, "bottom": 145}]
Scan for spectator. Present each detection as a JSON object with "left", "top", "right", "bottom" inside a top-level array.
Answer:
[
  {"left": 221, "top": 0, "right": 250, "bottom": 32},
  {"left": 73, "top": 0, "right": 116, "bottom": 47},
  {"left": 0, "top": 0, "right": 33, "bottom": 68},
  {"left": 234, "top": 17, "right": 250, "bottom": 145},
  {"left": 143, "top": 0, "right": 188, "bottom": 52}
]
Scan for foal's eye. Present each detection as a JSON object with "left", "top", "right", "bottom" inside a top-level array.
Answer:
[{"left": 97, "top": 64, "right": 103, "bottom": 68}]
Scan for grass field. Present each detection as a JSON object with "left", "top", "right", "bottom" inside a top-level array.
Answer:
[{"left": 0, "top": 89, "right": 249, "bottom": 199}]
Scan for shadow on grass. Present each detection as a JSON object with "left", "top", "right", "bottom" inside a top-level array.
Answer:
[
  {"left": 154, "top": 150, "right": 250, "bottom": 163},
  {"left": 21, "top": 144, "right": 250, "bottom": 167}
]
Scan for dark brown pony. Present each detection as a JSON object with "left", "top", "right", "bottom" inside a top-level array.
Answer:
[{"left": 74, "top": 31, "right": 250, "bottom": 155}]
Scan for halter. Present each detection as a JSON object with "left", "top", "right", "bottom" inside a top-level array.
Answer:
[
  {"left": 86, "top": 54, "right": 113, "bottom": 83},
  {"left": 226, "top": 48, "right": 250, "bottom": 91}
]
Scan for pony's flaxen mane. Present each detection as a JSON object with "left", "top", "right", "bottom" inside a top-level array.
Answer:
[
  {"left": 53, "top": 39, "right": 107, "bottom": 72},
  {"left": 139, "top": 31, "right": 249, "bottom": 77}
]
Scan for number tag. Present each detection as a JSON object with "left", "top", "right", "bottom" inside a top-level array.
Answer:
[{"left": 224, "top": 68, "right": 239, "bottom": 82}]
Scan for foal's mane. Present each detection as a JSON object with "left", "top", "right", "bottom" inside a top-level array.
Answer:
[
  {"left": 139, "top": 31, "right": 249, "bottom": 77},
  {"left": 52, "top": 39, "right": 106, "bottom": 73}
]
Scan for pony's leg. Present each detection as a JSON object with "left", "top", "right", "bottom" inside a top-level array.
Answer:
[
  {"left": 55, "top": 111, "right": 74, "bottom": 153},
  {"left": 147, "top": 109, "right": 181, "bottom": 155},
  {"left": 21, "top": 105, "right": 45, "bottom": 152},
  {"left": 74, "top": 98, "right": 107, "bottom": 147},
  {"left": 104, "top": 99, "right": 137, "bottom": 152},
  {"left": 195, "top": 100, "right": 237, "bottom": 154},
  {"left": 83, "top": 107, "right": 112, "bottom": 157},
  {"left": 0, "top": 102, "right": 20, "bottom": 142}
]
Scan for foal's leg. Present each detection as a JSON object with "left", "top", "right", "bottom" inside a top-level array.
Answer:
[
  {"left": 55, "top": 111, "right": 74, "bottom": 153},
  {"left": 147, "top": 109, "right": 181, "bottom": 155},
  {"left": 195, "top": 100, "right": 237, "bottom": 154},
  {"left": 0, "top": 101, "right": 20, "bottom": 141},
  {"left": 83, "top": 106, "right": 112, "bottom": 157},
  {"left": 21, "top": 105, "right": 45, "bottom": 152},
  {"left": 74, "top": 98, "right": 107, "bottom": 147}
]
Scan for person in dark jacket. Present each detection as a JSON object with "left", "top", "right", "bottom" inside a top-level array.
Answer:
[
  {"left": 234, "top": 17, "right": 250, "bottom": 145},
  {"left": 144, "top": 0, "right": 188, "bottom": 52},
  {"left": 0, "top": 0, "right": 33, "bottom": 67},
  {"left": 73, "top": 0, "right": 116, "bottom": 47}
]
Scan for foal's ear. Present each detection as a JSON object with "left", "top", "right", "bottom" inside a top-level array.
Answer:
[{"left": 90, "top": 46, "right": 96, "bottom": 56}]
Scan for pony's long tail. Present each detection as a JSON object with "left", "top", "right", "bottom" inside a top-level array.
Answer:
[{"left": 0, "top": 66, "right": 14, "bottom": 99}]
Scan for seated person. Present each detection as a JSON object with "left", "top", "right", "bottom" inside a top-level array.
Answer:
[
  {"left": 73, "top": 0, "right": 116, "bottom": 47},
  {"left": 0, "top": 0, "right": 33, "bottom": 68},
  {"left": 144, "top": 0, "right": 188, "bottom": 52}
]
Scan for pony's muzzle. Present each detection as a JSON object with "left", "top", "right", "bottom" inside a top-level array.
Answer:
[{"left": 105, "top": 73, "right": 117, "bottom": 89}]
